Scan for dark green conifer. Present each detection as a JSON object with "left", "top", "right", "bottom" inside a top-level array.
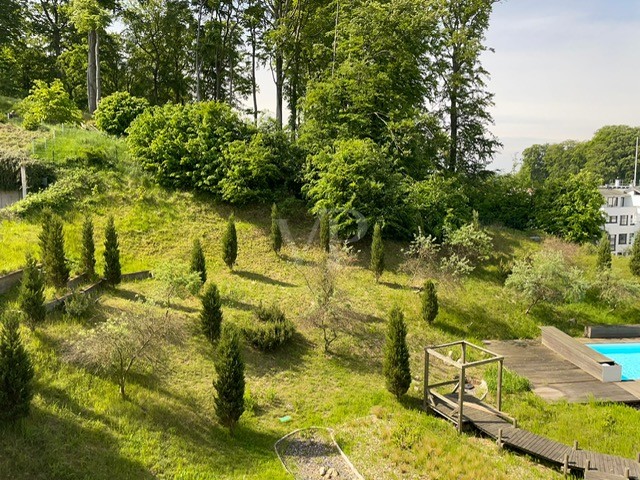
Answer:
[
  {"left": 201, "top": 283, "right": 223, "bottom": 342},
  {"left": 595, "top": 233, "right": 611, "bottom": 271},
  {"left": 0, "top": 315, "right": 34, "bottom": 422},
  {"left": 103, "top": 216, "right": 121, "bottom": 286},
  {"left": 370, "top": 222, "right": 384, "bottom": 281},
  {"left": 18, "top": 254, "right": 46, "bottom": 331},
  {"left": 222, "top": 214, "right": 238, "bottom": 270},
  {"left": 271, "top": 204, "right": 282, "bottom": 254},
  {"left": 383, "top": 306, "right": 411, "bottom": 399},
  {"left": 39, "top": 210, "right": 69, "bottom": 289},
  {"left": 631, "top": 235, "right": 640, "bottom": 277},
  {"left": 80, "top": 216, "right": 96, "bottom": 278},
  {"left": 421, "top": 280, "right": 438, "bottom": 324},
  {"left": 213, "top": 324, "right": 245, "bottom": 434},
  {"left": 190, "top": 238, "right": 207, "bottom": 284},
  {"left": 319, "top": 213, "right": 330, "bottom": 253}
]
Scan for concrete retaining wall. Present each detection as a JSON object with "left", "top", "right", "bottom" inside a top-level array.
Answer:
[
  {"left": 0, "top": 190, "right": 21, "bottom": 209},
  {"left": 0, "top": 269, "right": 24, "bottom": 294}
]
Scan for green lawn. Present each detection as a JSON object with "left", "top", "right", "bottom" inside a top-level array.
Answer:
[{"left": 1, "top": 125, "right": 640, "bottom": 479}]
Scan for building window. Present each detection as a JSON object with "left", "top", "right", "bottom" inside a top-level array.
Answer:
[
  {"left": 607, "top": 216, "right": 618, "bottom": 224},
  {"left": 619, "top": 234, "right": 628, "bottom": 245},
  {"left": 620, "top": 215, "right": 629, "bottom": 226},
  {"left": 609, "top": 234, "right": 616, "bottom": 250},
  {"left": 607, "top": 197, "right": 619, "bottom": 207},
  {"left": 621, "top": 197, "right": 626, "bottom": 207},
  {"left": 632, "top": 215, "right": 636, "bottom": 225}
]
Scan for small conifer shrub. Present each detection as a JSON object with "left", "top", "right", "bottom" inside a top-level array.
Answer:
[
  {"left": 103, "top": 216, "right": 121, "bottom": 286},
  {"left": 370, "top": 222, "right": 384, "bottom": 281},
  {"left": 595, "top": 233, "right": 612, "bottom": 271},
  {"left": 201, "top": 283, "right": 223, "bottom": 342},
  {"left": 222, "top": 214, "right": 238, "bottom": 270},
  {"left": 39, "top": 210, "right": 69, "bottom": 289},
  {"left": 0, "top": 314, "right": 35, "bottom": 421},
  {"left": 80, "top": 216, "right": 96, "bottom": 278},
  {"left": 244, "top": 304, "right": 295, "bottom": 352},
  {"left": 383, "top": 306, "right": 411, "bottom": 399},
  {"left": 421, "top": 280, "right": 438, "bottom": 324},
  {"left": 271, "top": 204, "right": 282, "bottom": 254},
  {"left": 214, "top": 324, "right": 245, "bottom": 434},
  {"left": 630, "top": 235, "right": 640, "bottom": 277},
  {"left": 18, "top": 254, "right": 46, "bottom": 330},
  {"left": 190, "top": 238, "right": 207, "bottom": 284}
]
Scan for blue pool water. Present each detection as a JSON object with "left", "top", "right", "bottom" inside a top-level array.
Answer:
[{"left": 588, "top": 343, "right": 640, "bottom": 381}]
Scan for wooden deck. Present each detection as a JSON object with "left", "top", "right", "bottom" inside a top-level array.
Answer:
[
  {"left": 428, "top": 393, "right": 640, "bottom": 479},
  {"left": 484, "top": 339, "right": 640, "bottom": 403}
]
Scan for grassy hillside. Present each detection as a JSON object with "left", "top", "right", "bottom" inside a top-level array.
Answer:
[{"left": 1, "top": 125, "right": 640, "bottom": 479}]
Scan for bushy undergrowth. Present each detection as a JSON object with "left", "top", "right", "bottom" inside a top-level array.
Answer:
[
  {"left": 94, "top": 92, "right": 149, "bottom": 136},
  {"left": 244, "top": 304, "right": 295, "bottom": 352}
]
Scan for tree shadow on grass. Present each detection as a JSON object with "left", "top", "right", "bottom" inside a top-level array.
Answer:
[
  {"left": 379, "top": 281, "right": 409, "bottom": 291},
  {"left": 233, "top": 270, "right": 297, "bottom": 288},
  {"left": 436, "top": 301, "right": 517, "bottom": 341},
  {"left": 112, "top": 287, "right": 148, "bottom": 303},
  {"left": 222, "top": 297, "right": 255, "bottom": 312},
  {"left": 0, "top": 405, "right": 153, "bottom": 480},
  {"left": 280, "top": 253, "right": 316, "bottom": 267},
  {"left": 244, "top": 331, "right": 314, "bottom": 378}
]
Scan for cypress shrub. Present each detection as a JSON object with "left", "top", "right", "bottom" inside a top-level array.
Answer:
[
  {"left": 271, "top": 204, "right": 282, "bottom": 254},
  {"left": 80, "top": 216, "right": 96, "bottom": 278},
  {"left": 383, "top": 306, "right": 411, "bottom": 399},
  {"left": 222, "top": 214, "right": 238, "bottom": 270},
  {"left": 631, "top": 235, "right": 640, "bottom": 277},
  {"left": 595, "top": 233, "right": 611, "bottom": 271},
  {"left": 319, "top": 213, "right": 330, "bottom": 253},
  {"left": 103, "top": 216, "right": 121, "bottom": 286},
  {"left": 201, "top": 283, "right": 223, "bottom": 342},
  {"left": 18, "top": 254, "right": 46, "bottom": 331},
  {"left": 421, "top": 280, "right": 438, "bottom": 324},
  {"left": 39, "top": 210, "right": 69, "bottom": 289},
  {"left": 190, "top": 238, "right": 207, "bottom": 284},
  {"left": 0, "top": 314, "right": 35, "bottom": 422},
  {"left": 214, "top": 324, "right": 245, "bottom": 434},
  {"left": 370, "top": 222, "right": 384, "bottom": 281}
]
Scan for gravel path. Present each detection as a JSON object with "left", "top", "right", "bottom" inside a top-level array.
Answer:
[{"left": 276, "top": 428, "right": 364, "bottom": 480}]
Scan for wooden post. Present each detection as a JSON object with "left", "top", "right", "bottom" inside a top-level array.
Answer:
[
  {"left": 458, "top": 366, "right": 465, "bottom": 434},
  {"left": 585, "top": 459, "right": 590, "bottom": 471},
  {"left": 625, "top": 467, "right": 630, "bottom": 478},
  {"left": 423, "top": 349, "right": 429, "bottom": 411},
  {"left": 513, "top": 419, "right": 518, "bottom": 429},
  {"left": 497, "top": 428, "right": 503, "bottom": 448},
  {"left": 461, "top": 341, "right": 466, "bottom": 364},
  {"left": 562, "top": 453, "right": 569, "bottom": 476},
  {"left": 573, "top": 440, "right": 578, "bottom": 450},
  {"left": 497, "top": 358, "right": 504, "bottom": 412},
  {"left": 637, "top": 452, "right": 640, "bottom": 463},
  {"left": 20, "top": 164, "right": 27, "bottom": 199}
]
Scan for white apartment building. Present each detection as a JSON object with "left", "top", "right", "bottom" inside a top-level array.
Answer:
[{"left": 600, "top": 182, "right": 640, "bottom": 254}]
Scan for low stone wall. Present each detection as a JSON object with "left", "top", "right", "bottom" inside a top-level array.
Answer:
[
  {"left": 121, "top": 270, "right": 152, "bottom": 282},
  {"left": 0, "top": 269, "right": 24, "bottom": 294},
  {"left": 585, "top": 324, "right": 640, "bottom": 339},
  {"left": 0, "top": 190, "right": 21, "bottom": 209}
]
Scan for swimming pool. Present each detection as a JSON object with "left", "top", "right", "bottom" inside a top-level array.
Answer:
[{"left": 588, "top": 343, "right": 640, "bottom": 381}]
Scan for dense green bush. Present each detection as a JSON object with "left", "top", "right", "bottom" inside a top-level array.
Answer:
[
  {"left": 80, "top": 216, "right": 96, "bottom": 277},
  {"left": 64, "top": 290, "right": 94, "bottom": 319},
  {"left": 421, "top": 280, "right": 438, "bottom": 324},
  {"left": 103, "top": 216, "right": 121, "bottom": 286},
  {"left": 94, "top": 92, "right": 149, "bottom": 136},
  {"left": 222, "top": 214, "right": 238, "bottom": 270},
  {"left": 39, "top": 210, "right": 69, "bottom": 290},
  {"left": 127, "top": 101, "right": 249, "bottom": 192},
  {"left": 244, "top": 304, "right": 295, "bottom": 352},
  {"left": 190, "top": 238, "right": 207, "bottom": 284},
  {"left": 201, "top": 283, "right": 223, "bottom": 343},
  {"left": 19, "top": 79, "right": 82, "bottom": 130}
]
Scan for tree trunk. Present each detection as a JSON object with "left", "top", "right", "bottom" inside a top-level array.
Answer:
[
  {"left": 275, "top": 52, "right": 283, "bottom": 129},
  {"left": 87, "top": 29, "right": 97, "bottom": 114},
  {"left": 448, "top": 52, "right": 460, "bottom": 173},
  {"left": 251, "top": 27, "right": 258, "bottom": 125},
  {"left": 195, "top": 0, "right": 204, "bottom": 101},
  {"left": 95, "top": 30, "right": 101, "bottom": 107}
]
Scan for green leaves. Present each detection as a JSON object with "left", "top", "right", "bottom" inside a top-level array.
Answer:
[
  {"left": 383, "top": 306, "right": 411, "bottom": 399},
  {"left": 19, "top": 80, "right": 82, "bottom": 130}
]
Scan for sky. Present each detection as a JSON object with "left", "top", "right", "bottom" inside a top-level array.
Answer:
[{"left": 252, "top": 0, "right": 640, "bottom": 173}]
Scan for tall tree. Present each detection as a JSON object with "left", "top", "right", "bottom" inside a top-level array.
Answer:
[
  {"left": 201, "top": 282, "right": 223, "bottom": 343},
  {"left": 243, "top": 0, "right": 266, "bottom": 123},
  {"left": 0, "top": 315, "right": 35, "bottom": 422},
  {"left": 222, "top": 214, "right": 238, "bottom": 270},
  {"left": 68, "top": 0, "right": 110, "bottom": 113},
  {"left": 595, "top": 233, "right": 612, "bottom": 271},
  {"left": 213, "top": 324, "right": 245, "bottom": 434},
  {"left": 0, "top": 0, "right": 24, "bottom": 47},
  {"left": 435, "top": 0, "right": 501, "bottom": 174},
  {"left": 190, "top": 238, "right": 207, "bottom": 284}
]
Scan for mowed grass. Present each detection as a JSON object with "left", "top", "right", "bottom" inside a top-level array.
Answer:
[{"left": 0, "top": 125, "right": 639, "bottom": 479}]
